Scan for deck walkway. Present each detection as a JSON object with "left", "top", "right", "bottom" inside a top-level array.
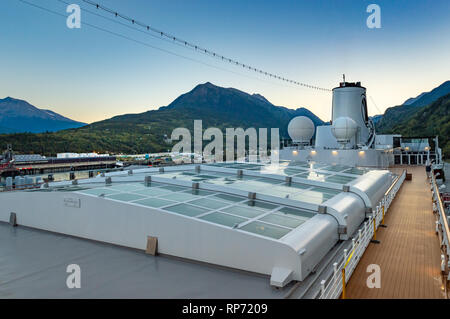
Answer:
[{"left": 346, "top": 166, "right": 445, "bottom": 299}]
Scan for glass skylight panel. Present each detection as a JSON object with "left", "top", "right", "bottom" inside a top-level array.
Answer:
[
  {"left": 344, "top": 167, "right": 367, "bottom": 175},
  {"left": 132, "top": 187, "right": 171, "bottom": 197},
  {"left": 299, "top": 171, "right": 331, "bottom": 182},
  {"left": 199, "top": 212, "right": 247, "bottom": 227},
  {"left": 212, "top": 193, "right": 244, "bottom": 203},
  {"left": 309, "top": 186, "right": 340, "bottom": 196},
  {"left": 288, "top": 162, "right": 310, "bottom": 168},
  {"left": 106, "top": 193, "right": 147, "bottom": 202},
  {"left": 159, "top": 185, "right": 187, "bottom": 192},
  {"left": 221, "top": 205, "right": 265, "bottom": 219},
  {"left": 134, "top": 197, "right": 177, "bottom": 208},
  {"left": 207, "top": 171, "right": 237, "bottom": 177},
  {"left": 196, "top": 174, "right": 220, "bottom": 180},
  {"left": 283, "top": 168, "right": 306, "bottom": 176},
  {"left": 277, "top": 207, "right": 315, "bottom": 219},
  {"left": 288, "top": 182, "right": 312, "bottom": 190},
  {"left": 108, "top": 184, "right": 145, "bottom": 192},
  {"left": 187, "top": 189, "right": 216, "bottom": 196},
  {"left": 244, "top": 166, "right": 262, "bottom": 171},
  {"left": 188, "top": 198, "right": 230, "bottom": 210},
  {"left": 322, "top": 165, "right": 349, "bottom": 172},
  {"left": 259, "top": 213, "right": 305, "bottom": 228},
  {"left": 325, "top": 175, "right": 356, "bottom": 184},
  {"left": 207, "top": 162, "right": 228, "bottom": 167},
  {"left": 79, "top": 187, "right": 120, "bottom": 196},
  {"left": 239, "top": 221, "right": 291, "bottom": 239},
  {"left": 160, "top": 192, "right": 197, "bottom": 202},
  {"left": 241, "top": 200, "right": 279, "bottom": 211},
  {"left": 231, "top": 179, "right": 278, "bottom": 192},
  {"left": 258, "top": 187, "right": 298, "bottom": 198},
  {"left": 165, "top": 204, "right": 209, "bottom": 217},
  {"left": 255, "top": 177, "right": 283, "bottom": 185},
  {"left": 292, "top": 172, "right": 310, "bottom": 178},
  {"left": 299, "top": 189, "right": 337, "bottom": 202},
  {"left": 289, "top": 193, "right": 325, "bottom": 204},
  {"left": 181, "top": 172, "right": 197, "bottom": 176},
  {"left": 233, "top": 163, "right": 262, "bottom": 170},
  {"left": 236, "top": 175, "right": 261, "bottom": 181},
  {"left": 310, "top": 162, "right": 329, "bottom": 168},
  {"left": 225, "top": 164, "right": 246, "bottom": 169}
]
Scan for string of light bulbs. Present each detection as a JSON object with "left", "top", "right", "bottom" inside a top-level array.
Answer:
[{"left": 81, "top": 0, "right": 331, "bottom": 92}]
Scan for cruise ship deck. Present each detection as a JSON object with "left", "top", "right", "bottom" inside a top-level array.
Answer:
[
  {"left": 346, "top": 166, "right": 445, "bottom": 299},
  {"left": 0, "top": 163, "right": 447, "bottom": 299}
]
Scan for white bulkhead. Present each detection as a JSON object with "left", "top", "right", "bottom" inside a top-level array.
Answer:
[{"left": 331, "top": 83, "right": 370, "bottom": 148}]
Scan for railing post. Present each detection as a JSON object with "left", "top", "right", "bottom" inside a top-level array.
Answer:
[
  {"left": 320, "top": 280, "right": 326, "bottom": 297},
  {"left": 380, "top": 196, "right": 387, "bottom": 228},
  {"left": 371, "top": 215, "right": 380, "bottom": 244},
  {"left": 364, "top": 221, "right": 369, "bottom": 244},
  {"left": 341, "top": 268, "right": 346, "bottom": 299}
]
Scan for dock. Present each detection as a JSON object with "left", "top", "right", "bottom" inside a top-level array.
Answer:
[{"left": 345, "top": 166, "right": 445, "bottom": 299}]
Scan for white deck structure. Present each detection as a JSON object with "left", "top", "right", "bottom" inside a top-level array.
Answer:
[{"left": 0, "top": 161, "right": 393, "bottom": 288}]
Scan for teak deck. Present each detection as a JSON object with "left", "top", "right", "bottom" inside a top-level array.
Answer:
[{"left": 345, "top": 166, "right": 444, "bottom": 299}]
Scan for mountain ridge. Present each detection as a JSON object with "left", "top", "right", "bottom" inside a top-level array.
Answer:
[
  {"left": 0, "top": 82, "right": 325, "bottom": 155},
  {"left": 377, "top": 80, "right": 450, "bottom": 133},
  {"left": 402, "top": 81, "right": 450, "bottom": 107},
  {"left": 388, "top": 93, "right": 450, "bottom": 158},
  {"left": 0, "top": 97, "right": 86, "bottom": 133}
]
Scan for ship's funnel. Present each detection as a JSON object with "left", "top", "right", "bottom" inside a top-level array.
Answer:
[{"left": 331, "top": 82, "right": 370, "bottom": 148}]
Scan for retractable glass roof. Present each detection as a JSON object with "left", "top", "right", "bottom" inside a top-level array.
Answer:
[
  {"left": 25, "top": 161, "right": 381, "bottom": 241},
  {"left": 75, "top": 180, "right": 315, "bottom": 240}
]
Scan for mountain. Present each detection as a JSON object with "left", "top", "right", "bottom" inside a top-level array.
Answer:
[
  {"left": 376, "top": 104, "right": 418, "bottom": 133},
  {"left": 0, "top": 97, "right": 86, "bottom": 133},
  {"left": 387, "top": 93, "right": 450, "bottom": 159},
  {"left": 403, "top": 92, "right": 426, "bottom": 106},
  {"left": 0, "top": 83, "right": 325, "bottom": 155},
  {"left": 402, "top": 81, "right": 450, "bottom": 107},
  {"left": 377, "top": 80, "right": 450, "bottom": 133},
  {"left": 370, "top": 114, "right": 383, "bottom": 124}
]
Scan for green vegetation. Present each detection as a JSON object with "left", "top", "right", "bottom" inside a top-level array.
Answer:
[
  {"left": 0, "top": 83, "right": 324, "bottom": 156},
  {"left": 378, "top": 93, "right": 450, "bottom": 159},
  {"left": 2, "top": 83, "right": 447, "bottom": 160}
]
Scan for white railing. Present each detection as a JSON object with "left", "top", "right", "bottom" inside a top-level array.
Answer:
[
  {"left": 319, "top": 170, "right": 406, "bottom": 299},
  {"left": 431, "top": 171, "right": 450, "bottom": 295}
]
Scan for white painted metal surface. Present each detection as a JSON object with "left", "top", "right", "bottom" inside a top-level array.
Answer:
[
  {"left": 288, "top": 116, "right": 315, "bottom": 145},
  {"left": 331, "top": 85, "right": 370, "bottom": 147},
  {"left": 0, "top": 161, "right": 397, "bottom": 288},
  {"left": 279, "top": 148, "right": 393, "bottom": 168}
]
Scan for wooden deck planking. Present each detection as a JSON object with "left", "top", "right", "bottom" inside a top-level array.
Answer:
[{"left": 345, "top": 166, "right": 444, "bottom": 299}]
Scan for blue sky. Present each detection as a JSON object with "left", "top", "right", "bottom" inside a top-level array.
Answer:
[{"left": 1, "top": 0, "right": 449, "bottom": 123}]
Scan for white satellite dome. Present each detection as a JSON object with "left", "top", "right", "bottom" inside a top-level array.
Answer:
[
  {"left": 288, "top": 116, "right": 315, "bottom": 144},
  {"left": 331, "top": 116, "right": 358, "bottom": 145}
]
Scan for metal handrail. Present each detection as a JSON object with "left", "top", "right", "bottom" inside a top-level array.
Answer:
[
  {"left": 384, "top": 169, "right": 405, "bottom": 196},
  {"left": 431, "top": 172, "right": 450, "bottom": 258}
]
